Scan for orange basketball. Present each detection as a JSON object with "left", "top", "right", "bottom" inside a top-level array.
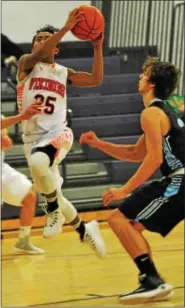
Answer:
[{"left": 71, "top": 5, "right": 104, "bottom": 41}]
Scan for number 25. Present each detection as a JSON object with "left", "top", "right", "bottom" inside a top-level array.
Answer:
[{"left": 34, "top": 94, "right": 56, "bottom": 115}]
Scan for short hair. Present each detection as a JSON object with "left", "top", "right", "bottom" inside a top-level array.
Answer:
[
  {"left": 32, "top": 25, "right": 60, "bottom": 47},
  {"left": 142, "top": 57, "right": 181, "bottom": 99}
]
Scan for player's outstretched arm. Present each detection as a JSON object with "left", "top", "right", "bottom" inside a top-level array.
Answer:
[
  {"left": 102, "top": 107, "right": 165, "bottom": 205},
  {"left": 18, "top": 9, "right": 85, "bottom": 72},
  {"left": 2, "top": 114, "right": 24, "bottom": 129},
  {"left": 67, "top": 32, "right": 104, "bottom": 87},
  {"left": 79, "top": 131, "right": 147, "bottom": 162},
  {"left": 1, "top": 103, "right": 41, "bottom": 129}
]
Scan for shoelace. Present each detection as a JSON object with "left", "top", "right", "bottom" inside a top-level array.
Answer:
[
  {"left": 85, "top": 233, "right": 96, "bottom": 248},
  {"left": 40, "top": 202, "right": 48, "bottom": 215},
  {"left": 45, "top": 211, "right": 59, "bottom": 227}
]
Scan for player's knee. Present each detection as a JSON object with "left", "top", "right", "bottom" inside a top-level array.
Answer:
[
  {"left": 29, "top": 152, "right": 50, "bottom": 177},
  {"left": 108, "top": 209, "right": 128, "bottom": 229},
  {"left": 108, "top": 209, "right": 120, "bottom": 227}
]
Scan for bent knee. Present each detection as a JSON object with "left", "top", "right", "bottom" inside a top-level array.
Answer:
[
  {"left": 108, "top": 209, "right": 144, "bottom": 231},
  {"left": 108, "top": 209, "right": 128, "bottom": 227},
  {"left": 29, "top": 152, "right": 50, "bottom": 175}
]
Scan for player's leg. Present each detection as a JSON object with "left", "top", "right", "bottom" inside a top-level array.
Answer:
[
  {"left": 108, "top": 176, "right": 184, "bottom": 304},
  {"left": 50, "top": 164, "right": 106, "bottom": 258},
  {"left": 15, "top": 189, "right": 44, "bottom": 254},
  {"left": 2, "top": 163, "right": 44, "bottom": 254},
  {"left": 108, "top": 212, "right": 171, "bottom": 306},
  {"left": 19, "top": 190, "right": 35, "bottom": 236},
  {"left": 132, "top": 221, "right": 153, "bottom": 258},
  {"left": 24, "top": 129, "right": 74, "bottom": 237},
  {"left": 28, "top": 145, "right": 65, "bottom": 237}
]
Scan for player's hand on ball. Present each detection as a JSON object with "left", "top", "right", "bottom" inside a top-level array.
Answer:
[
  {"left": 79, "top": 131, "right": 99, "bottom": 148},
  {"left": 65, "top": 8, "right": 85, "bottom": 30},
  {"left": 92, "top": 31, "right": 104, "bottom": 47},
  {"left": 102, "top": 187, "right": 129, "bottom": 206}
]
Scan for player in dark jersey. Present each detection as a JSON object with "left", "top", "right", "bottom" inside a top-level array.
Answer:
[{"left": 80, "top": 57, "right": 184, "bottom": 305}]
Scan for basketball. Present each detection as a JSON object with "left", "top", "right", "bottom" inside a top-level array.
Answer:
[{"left": 71, "top": 5, "right": 104, "bottom": 41}]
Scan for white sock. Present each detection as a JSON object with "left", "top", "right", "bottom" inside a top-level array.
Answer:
[{"left": 19, "top": 226, "right": 31, "bottom": 239}]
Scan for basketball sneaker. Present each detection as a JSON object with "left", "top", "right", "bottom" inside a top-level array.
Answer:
[
  {"left": 43, "top": 208, "right": 65, "bottom": 238},
  {"left": 119, "top": 273, "right": 173, "bottom": 305},
  {"left": 13, "top": 236, "right": 44, "bottom": 254},
  {"left": 83, "top": 220, "right": 106, "bottom": 258}
]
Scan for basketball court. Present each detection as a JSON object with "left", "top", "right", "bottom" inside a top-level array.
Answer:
[{"left": 2, "top": 217, "right": 184, "bottom": 307}]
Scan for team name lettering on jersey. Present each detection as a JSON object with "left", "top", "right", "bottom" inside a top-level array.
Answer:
[{"left": 29, "top": 78, "right": 65, "bottom": 97}]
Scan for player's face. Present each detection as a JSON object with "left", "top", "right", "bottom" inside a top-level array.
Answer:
[
  {"left": 32, "top": 32, "right": 59, "bottom": 56},
  {"left": 138, "top": 68, "right": 155, "bottom": 95}
]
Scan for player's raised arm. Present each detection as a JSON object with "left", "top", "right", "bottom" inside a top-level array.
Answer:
[
  {"left": 18, "top": 9, "right": 85, "bottom": 73},
  {"left": 67, "top": 32, "right": 104, "bottom": 87}
]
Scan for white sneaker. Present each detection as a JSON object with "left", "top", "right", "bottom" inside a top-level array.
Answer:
[
  {"left": 119, "top": 274, "right": 173, "bottom": 305},
  {"left": 84, "top": 220, "right": 106, "bottom": 258},
  {"left": 149, "top": 290, "right": 174, "bottom": 302},
  {"left": 43, "top": 208, "right": 65, "bottom": 238},
  {"left": 13, "top": 237, "right": 44, "bottom": 255}
]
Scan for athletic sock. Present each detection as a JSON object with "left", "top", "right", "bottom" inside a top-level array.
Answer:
[
  {"left": 74, "top": 220, "right": 86, "bottom": 241},
  {"left": 19, "top": 226, "right": 31, "bottom": 239},
  {"left": 134, "top": 254, "right": 159, "bottom": 276},
  {"left": 46, "top": 197, "right": 59, "bottom": 213}
]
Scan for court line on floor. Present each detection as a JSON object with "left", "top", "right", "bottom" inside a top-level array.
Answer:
[
  {"left": 2, "top": 248, "right": 184, "bottom": 261},
  {"left": 27, "top": 285, "right": 185, "bottom": 307}
]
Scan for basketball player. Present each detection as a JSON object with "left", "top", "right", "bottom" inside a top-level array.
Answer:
[
  {"left": 1, "top": 105, "right": 44, "bottom": 254},
  {"left": 80, "top": 57, "right": 184, "bottom": 303},
  {"left": 16, "top": 8, "right": 106, "bottom": 257}
]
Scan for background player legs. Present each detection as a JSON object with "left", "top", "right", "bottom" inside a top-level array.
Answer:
[
  {"left": 14, "top": 189, "right": 44, "bottom": 254},
  {"left": 2, "top": 160, "right": 44, "bottom": 254},
  {"left": 19, "top": 190, "right": 36, "bottom": 237}
]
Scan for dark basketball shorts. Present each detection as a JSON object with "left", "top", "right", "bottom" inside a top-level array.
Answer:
[{"left": 119, "top": 173, "right": 184, "bottom": 237}]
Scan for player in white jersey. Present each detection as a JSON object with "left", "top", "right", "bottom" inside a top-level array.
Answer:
[
  {"left": 16, "top": 9, "right": 106, "bottom": 257},
  {"left": 1, "top": 106, "right": 44, "bottom": 254}
]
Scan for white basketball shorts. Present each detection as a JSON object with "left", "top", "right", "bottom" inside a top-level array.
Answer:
[
  {"left": 24, "top": 127, "right": 74, "bottom": 166},
  {"left": 2, "top": 162, "right": 32, "bottom": 206}
]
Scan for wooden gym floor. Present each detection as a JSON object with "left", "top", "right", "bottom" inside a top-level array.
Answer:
[{"left": 1, "top": 213, "right": 184, "bottom": 307}]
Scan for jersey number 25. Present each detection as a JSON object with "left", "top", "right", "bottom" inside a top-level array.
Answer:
[{"left": 34, "top": 94, "right": 56, "bottom": 115}]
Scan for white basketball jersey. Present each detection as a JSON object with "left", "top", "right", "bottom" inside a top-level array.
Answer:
[{"left": 17, "top": 62, "right": 68, "bottom": 143}]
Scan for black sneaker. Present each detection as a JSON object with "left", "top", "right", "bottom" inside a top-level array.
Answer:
[{"left": 119, "top": 274, "right": 173, "bottom": 305}]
